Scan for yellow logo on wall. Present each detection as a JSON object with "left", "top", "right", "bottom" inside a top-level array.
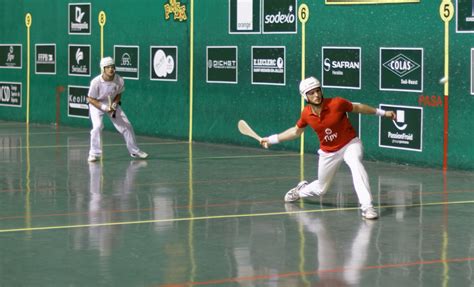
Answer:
[{"left": 164, "top": 0, "right": 187, "bottom": 22}]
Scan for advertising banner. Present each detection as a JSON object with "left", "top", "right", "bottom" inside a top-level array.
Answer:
[
  {"left": 379, "top": 104, "right": 423, "bottom": 152},
  {"left": 207, "top": 46, "right": 238, "bottom": 83},
  {"left": 252, "top": 46, "right": 285, "bottom": 85}
]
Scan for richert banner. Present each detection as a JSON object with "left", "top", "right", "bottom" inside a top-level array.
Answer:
[{"left": 326, "top": 0, "right": 419, "bottom": 4}]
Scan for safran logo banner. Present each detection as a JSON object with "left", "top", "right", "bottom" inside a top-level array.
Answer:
[
  {"left": 69, "top": 3, "right": 91, "bottom": 35},
  {"left": 326, "top": 0, "right": 419, "bottom": 4},
  {"left": 322, "top": 47, "right": 361, "bottom": 89}
]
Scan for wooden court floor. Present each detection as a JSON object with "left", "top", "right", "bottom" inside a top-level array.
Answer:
[{"left": 1, "top": 121, "right": 474, "bottom": 286}]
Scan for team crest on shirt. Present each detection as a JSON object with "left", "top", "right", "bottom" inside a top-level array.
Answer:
[{"left": 324, "top": 128, "right": 338, "bottom": 142}]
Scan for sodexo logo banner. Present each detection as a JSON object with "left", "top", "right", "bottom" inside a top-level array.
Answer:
[
  {"left": 262, "top": 0, "right": 297, "bottom": 33},
  {"left": 150, "top": 46, "right": 177, "bottom": 81},
  {"left": 114, "top": 45, "right": 139, "bottom": 80},
  {"left": 380, "top": 48, "right": 423, "bottom": 93},
  {"left": 207, "top": 46, "right": 238, "bottom": 84},
  {"left": 68, "top": 44, "right": 90, "bottom": 77},
  {"left": 379, "top": 104, "right": 423, "bottom": 152},
  {"left": 69, "top": 3, "right": 91, "bottom": 35},
  {"left": 322, "top": 46, "right": 361, "bottom": 89}
]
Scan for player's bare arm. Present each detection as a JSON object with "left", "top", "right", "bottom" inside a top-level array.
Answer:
[
  {"left": 352, "top": 103, "right": 396, "bottom": 120},
  {"left": 260, "top": 125, "right": 305, "bottom": 148}
]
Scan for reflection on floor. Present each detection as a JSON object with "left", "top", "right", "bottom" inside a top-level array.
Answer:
[{"left": 0, "top": 122, "right": 473, "bottom": 286}]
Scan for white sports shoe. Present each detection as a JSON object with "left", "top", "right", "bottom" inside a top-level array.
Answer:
[
  {"left": 361, "top": 207, "right": 379, "bottom": 220},
  {"left": 130, "top": 151, "right": 148, "bottom": 159},
  {"left": 87, "top": 155, "right": 100, "bottom": 162},
  {"left": 284, "top": 180, "right": 308, "bottom": 202}
]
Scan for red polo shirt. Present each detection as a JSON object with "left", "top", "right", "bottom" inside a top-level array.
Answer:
[{"left": 296, "top": 97, "right": 356, "bottom": 152}]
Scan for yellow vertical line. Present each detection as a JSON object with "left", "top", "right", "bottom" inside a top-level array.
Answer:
[
  {"left": 300, "top": 22, "right": 305, "bottom": 159},
  {"left": 24, "top": 13, "right": 32, "bottom": 234},
  {"left": 443, "top": 10, "right": 449, "bottom": 171},
  {"left": 300, "top": 21, "right": 305, "bottom": 181},
  {"left": 188, "top": 143, "right": 196, "bottom": 285},
  {"left": 25, "top": 14, "right": 31, "bottom": 125},
  {"left": 442, "top": 229, "right": 449, "bottom": 287},
  {"left": 440, "top": 0, "right": 452, "bottom": 171},
  {"left": 101, "top": 26, "right": 104, "bottom": 59},
  {"left": 444, "top": 20, "right": 449, "bottom": 96},
  {"left": 440, "top": 2, "right": 453, "bottom": 285},
  {"left": 187, "top": 4, "right": 196, "bottom": 279},
  {"left": 188, "top": 0, "right": 194, "bottom": 143},
  {"left": 298, "top": 4, "right": 308, "bottom": 182},
  {"left": 99, "top": 11, "right": 106, "bottom": 59},
  {"left": 25, "top": 125, "right": 31, "bottom": 234},
  {"left": 297, "top": 5, "right": 310, "bottom": 286},
  {"left": 98, "top": 11, "right": 106, "bottom": 184},
  {"left": 27, "top": 25, "right": 30, "bottom": 125}
]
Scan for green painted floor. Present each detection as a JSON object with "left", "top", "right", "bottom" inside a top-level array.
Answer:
[{"left": 1, "top": 122, "right": 474, "bottom": 286}]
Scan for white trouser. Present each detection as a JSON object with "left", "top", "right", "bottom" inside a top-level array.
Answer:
[
  {"left": 299, "top": 137, "right": 373, "bottom": 209},
  {"left": 89, "top": 105, "right": 140, "bottom": 156}
]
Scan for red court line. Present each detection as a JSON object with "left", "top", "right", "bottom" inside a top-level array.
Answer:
[{"left": 158, "top": 257, "right": 474, "bottom": 286}]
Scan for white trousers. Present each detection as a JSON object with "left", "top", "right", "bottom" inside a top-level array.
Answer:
[
  {"left": 89, "top": 105, "right": 140, "bottom": 156},
  {"left": 299, "top": 137, "right": 373, "bottom": 209}
]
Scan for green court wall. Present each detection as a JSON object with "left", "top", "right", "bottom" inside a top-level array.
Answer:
[{"left": 1, "top": 0, "right": 473, "bottom": 170}]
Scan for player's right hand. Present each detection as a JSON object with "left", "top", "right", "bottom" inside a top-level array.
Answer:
[{"left": 260, "top": 138, "right": 270, "bottom": 149}]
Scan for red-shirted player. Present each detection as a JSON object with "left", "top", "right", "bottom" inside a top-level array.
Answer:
[{"left": 260, "top": 77, "right": 396, "bottom": 220}]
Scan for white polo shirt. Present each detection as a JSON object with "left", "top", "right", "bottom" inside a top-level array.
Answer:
[{"left": 88, "top": 74, "right": 125, "bottom": 104}]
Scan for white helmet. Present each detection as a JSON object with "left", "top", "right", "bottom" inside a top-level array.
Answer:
[
  {"left": 100, "top": 57, "right": 115, "bottom": 72},
  {"left": 299, "top": 76, "right": 321, "bottom": 101}
]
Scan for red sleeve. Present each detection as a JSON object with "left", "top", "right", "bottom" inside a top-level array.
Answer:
[
  {"left": 296, "top": 106, "right": 309, "bottom": 128},
  {"left": 337, "top": 97, "right": 353, "bottom": 112}
]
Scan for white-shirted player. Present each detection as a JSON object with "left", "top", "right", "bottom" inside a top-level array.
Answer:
[{"left": 86, "top": 57, "right": 148, "bottom": 162}]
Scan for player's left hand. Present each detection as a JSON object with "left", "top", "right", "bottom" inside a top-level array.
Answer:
[
  {"left": 385, "top": 111, "right": 396, "bottom": 120},
  {"left": 260, "top": 138, "right": 270, "bottom": 149}
]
